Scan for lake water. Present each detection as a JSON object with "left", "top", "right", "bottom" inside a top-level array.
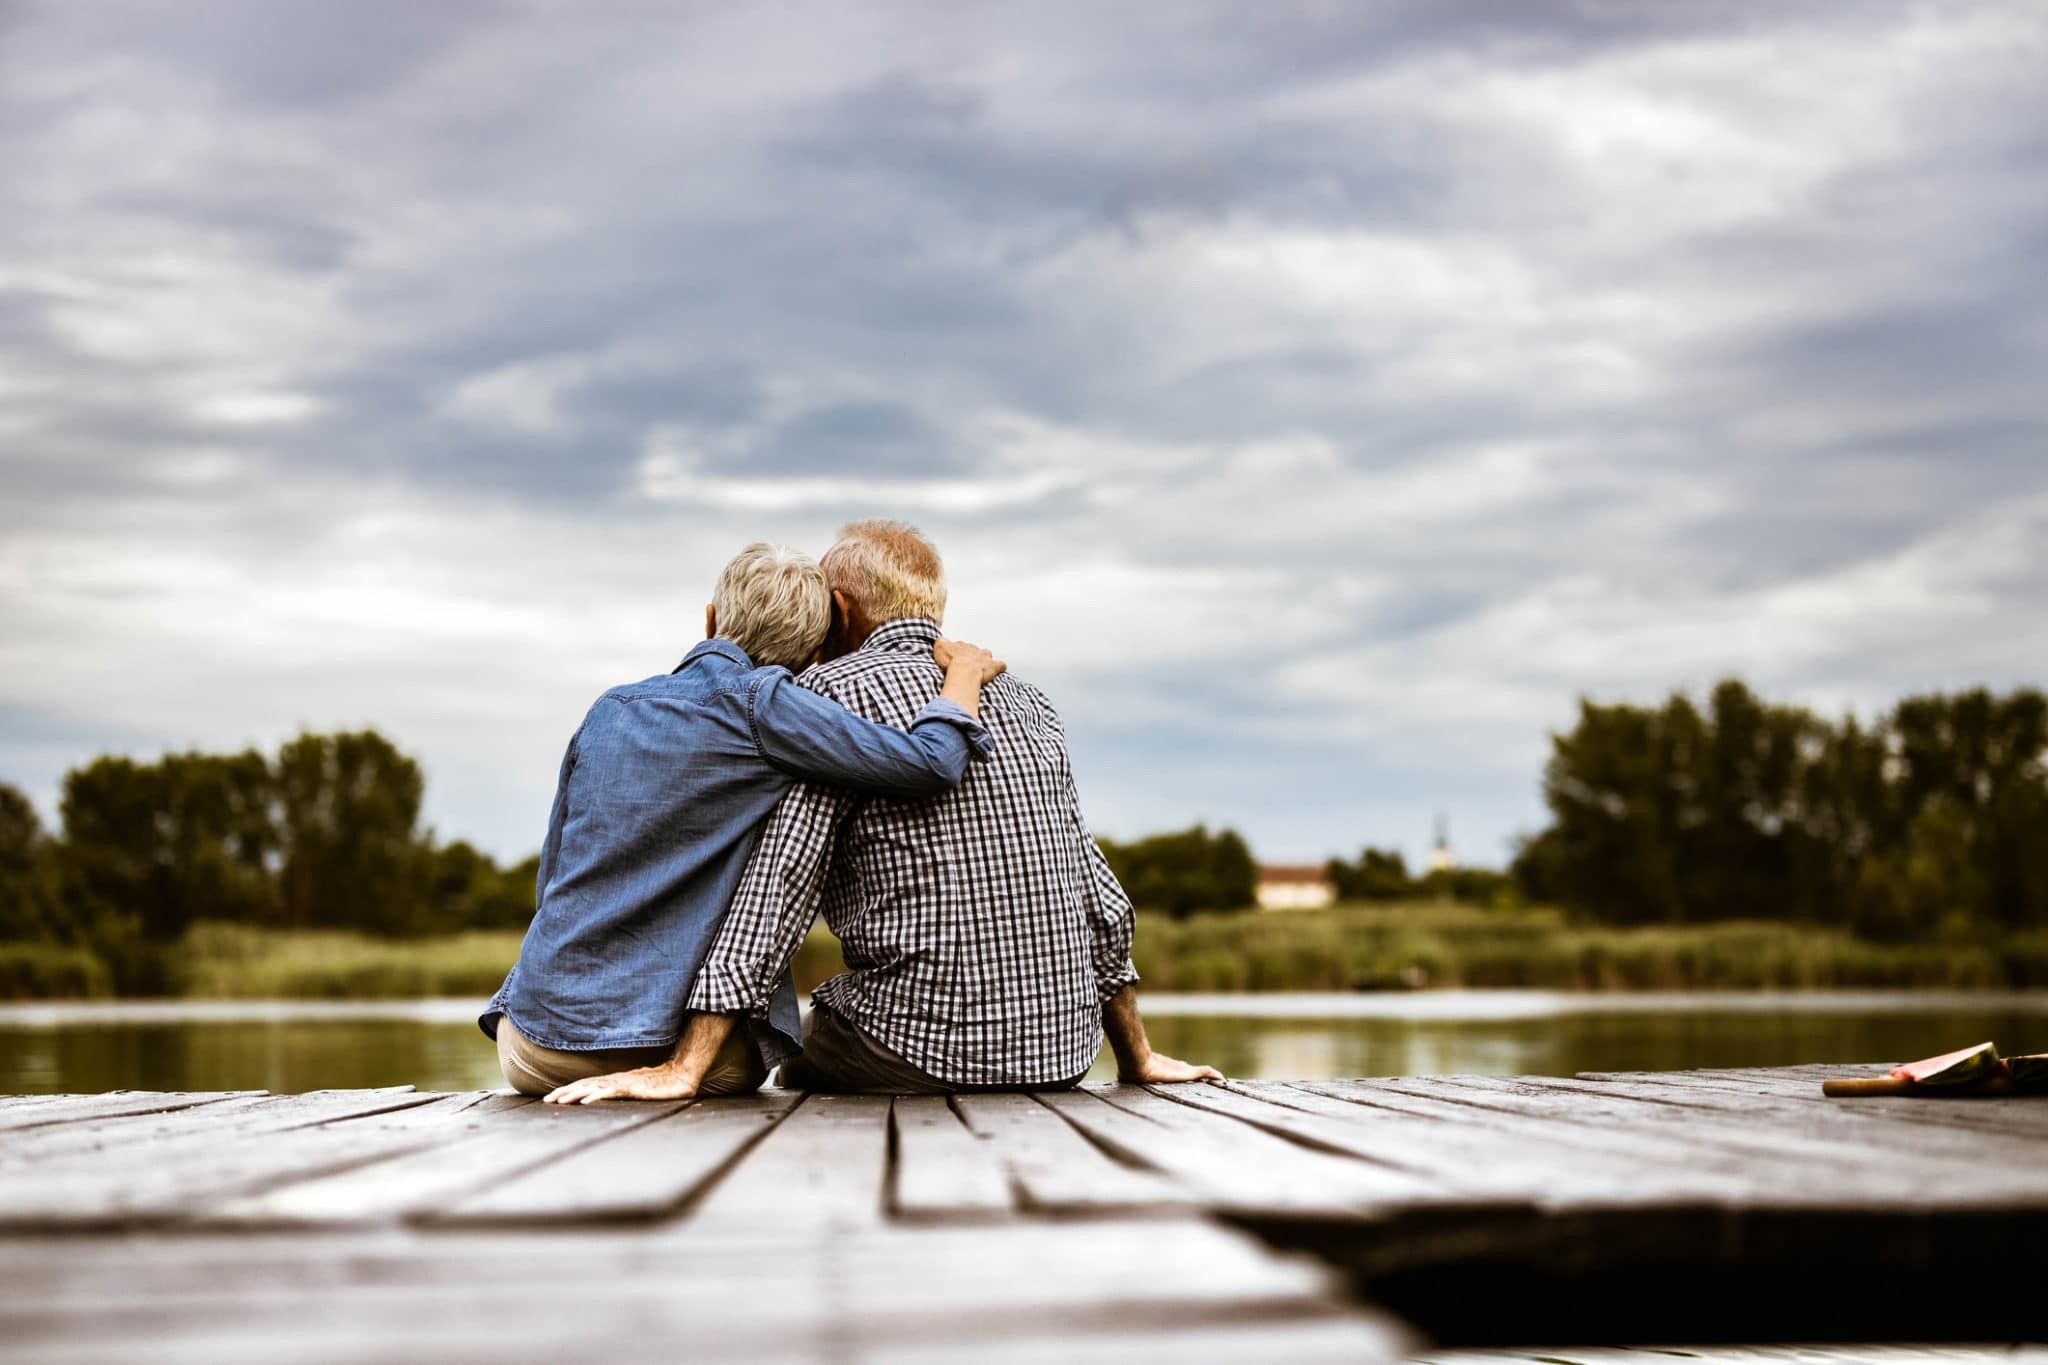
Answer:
[{"left": 4, "top": 991, "right": 2045, "bottom": 1093}]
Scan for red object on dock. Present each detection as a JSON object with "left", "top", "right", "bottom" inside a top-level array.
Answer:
[{"left": 1889, "top": 1041, "right": 2003, "bottom": 1086}]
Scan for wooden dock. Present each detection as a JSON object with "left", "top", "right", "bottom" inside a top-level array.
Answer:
[{"left": 1, "top": 1064, "right": 2044, "bottom": 1362}]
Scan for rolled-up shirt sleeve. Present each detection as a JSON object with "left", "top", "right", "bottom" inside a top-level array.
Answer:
[
  {"left": 749, "top": 672, "right": 993, "bottom": 797},
  {"left": 686, "top": 780, "right": 853, "bottom": 1062}
]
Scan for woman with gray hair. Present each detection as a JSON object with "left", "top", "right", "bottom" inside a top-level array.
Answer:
[{"left": 479, "top": 542, "right": 1004, "bottom": 1098}]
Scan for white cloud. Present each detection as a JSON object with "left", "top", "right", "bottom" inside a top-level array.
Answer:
[
  {"left": 191, "top": 391, "right": 322, "bottom": 426},
  {"left": 1, "top": 0, "right": 2044, "bottom": 868}
]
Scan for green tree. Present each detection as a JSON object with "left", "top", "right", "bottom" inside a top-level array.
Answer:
[
  {"left": 422, "top": 841, "right": 536, "bottom": 932},
  {"left": 1537, "top": 698, "right": 1684, "bottom": 923},
  {"left": 1097, "top": 824, "right": 1256, "bottom": 919},
  {"left": 1524, "top": 681, "right": 2048, "bottom": 936},
  {"left": 58, "top": 752, "right": 276, "bottom": 942},
  {"left": 1892, "top": 689, "right": 2048, "bottom": 932},
  {"left": 1509, "top": 827, "right": 1566, "bottom": 905},
  {"left": 0, "top": 784, "right": 63, "bottom": 942},
  {"left": 275, "top": 731, "right": 428, "bottom": 935},
  {"left": 1851, "top": 795, "right": 1985, "bottom": 943},
  {"left": 1327, "top": 847, "right": 1414, "bottom": 901},
  {"left": 480, "top": 854, "right": 542, "bottom": 930}
]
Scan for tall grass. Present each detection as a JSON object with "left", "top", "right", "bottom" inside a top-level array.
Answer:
[
  {"left": 175, "top": 922, "right": 524, "bottom": 999},
  {"left": 6, "top": 907, "right": 2043, "bottom": 1001},
  {"left": 1131, "top": 902, "right": 2048, "bottom": 992}
]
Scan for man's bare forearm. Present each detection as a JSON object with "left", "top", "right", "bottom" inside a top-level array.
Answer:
[
  {"left": 1102, "top": 984, "right": 1223, "bottom": 1085},
  {"left": 664, "top": 1010, "right": 737, "bottom": 1083},
  {"left": 1102, "top": 985, "right": 1153, "bottom": 1080}
]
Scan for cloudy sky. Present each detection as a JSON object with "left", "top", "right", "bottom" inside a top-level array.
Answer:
[{"left": 3, "top": 2, "right": 2045, "bottom": 869}]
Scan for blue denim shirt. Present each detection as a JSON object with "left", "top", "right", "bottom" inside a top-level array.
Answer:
[{"left": 479, "top": 637, "right": 992, "bottom": 1053}]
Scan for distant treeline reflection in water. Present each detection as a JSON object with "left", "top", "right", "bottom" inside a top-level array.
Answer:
[{"left": 4, "top": 992, "right": 2045, "bottom": 1095}]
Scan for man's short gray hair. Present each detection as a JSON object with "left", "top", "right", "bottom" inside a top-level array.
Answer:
[
  {"left": 712, "top": 543, "right": 831, "bottom": 671},
  {"left": 822, "top": 518, "right": 947, "bottom": 626}
]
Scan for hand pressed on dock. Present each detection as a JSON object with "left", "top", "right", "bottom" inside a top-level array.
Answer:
[
  {"left": 1102, "top": 984, "right": 1223, "bottom": 1084},
  {"left": 543, "top": 1011, "right": 740, "bottom": 1103},
  {"left": 1123, "top": 1052, "right": 1225, "bottom": 1084},
  {"left": 544, "top": 1062, "right": 696, "bottom": 1104}
]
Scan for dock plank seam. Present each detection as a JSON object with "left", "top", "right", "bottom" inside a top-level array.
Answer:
[{"left": 433, "top": 1091, "right": 807, "bottom": 1227}]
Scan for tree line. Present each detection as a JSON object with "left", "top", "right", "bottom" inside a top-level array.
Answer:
[
  {"left": 1097, "top": 826, "right": 1515, "bottom": 917},
  {"left": 1325, "top": 848, "right": 1516, "bottom": 908},
  {"left": 1096, "top": 825, "right": 1257, "bottom": 918},
  {"left": 1095, "top": 682, "right": 2048, "bottom": 936},
  {"left": 1, "top": 731, "right": 535, "bottom": 991},
  {"left": 1510, "top": 681, "right": 2048, "bottom": 940},
  {"left": 4, "top": 680, "right": 2041, "bottom": 994}
]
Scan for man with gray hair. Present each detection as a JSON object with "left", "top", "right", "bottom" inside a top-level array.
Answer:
[
  {"left": 481, "top": 541, "right": 1005, "bottom": 1097},
  {"left": 545, "top": 520, "right": 1216, "bottom": 1102}
]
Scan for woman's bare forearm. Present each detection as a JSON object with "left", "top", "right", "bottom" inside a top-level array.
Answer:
[
  {"left": 932, "top": 639, "right": 1005, "bottom": 720},
  {"left": 938, "top": 661, "right": 985, "bottom": 719}
]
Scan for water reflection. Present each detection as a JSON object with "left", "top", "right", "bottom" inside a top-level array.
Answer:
[
  {"left": 0, "top": 1015, "right": 507, "bottom": 1095},
  {"left": 1117, "top": 998, "right": 2048, "bottom": 1082},
  {"left": 1, "top": 993, "right": 2043, "bottom": 1094}
]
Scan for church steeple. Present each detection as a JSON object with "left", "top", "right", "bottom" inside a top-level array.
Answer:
[{"left": 1428, "top": 812, "right": 1455, "bottom": 874}]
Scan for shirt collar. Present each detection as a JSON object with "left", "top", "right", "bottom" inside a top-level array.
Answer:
[
  {"left": 860, "top": 617, "right": 941, "bottom": 655},
  {"left": 677, "top": 638, "right": 753, "bottom": 672}
]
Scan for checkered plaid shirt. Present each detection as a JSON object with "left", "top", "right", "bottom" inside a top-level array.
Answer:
[{"left": 687, "top": 616, "right": 1140, "bottom": 1086}]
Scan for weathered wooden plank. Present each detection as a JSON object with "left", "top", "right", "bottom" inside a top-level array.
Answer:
[
  {"left": 0, "top": 1090, "right": 265, "bottom": 1133},
  {"left": 1658, "top": 1064, "right": 1879, "bottom": 1080},
  {"left": 878, "top": 1311, "right": 1417, "bottom": 1365},
  {"left": 0, "top": 1094, "right": 278, "bottom": 1164},
  {"left": 1, "top": 1307, "right": 1415, "bottom": 1365},
  {"left": 0, "top": 1088, "right": 444, "bottom": 1166},
  {"left": 6, "top": 1065, "right": 2048, "bottom": 1359},
  {"left": 1595, "top": 1068, "right": 2048, "bottom": 1140},
  {"left": 1440, "top": 1071, "right": 2045, "bottom": 1180},
  {"left": 1415, "top": 1351, "right": 2039, "bottom": 1363},
  {"left": 1097, "top": 1083, "right": 1743, "bottom": 1273},
  {"left": 0, "top": 1094, "right": 491, "bottom": 1230},
  {"left": 1625, "top": 1074, "right": 2048, "bottom": 1146},
  {"left": 0, "top": 1220, "right": 1340, "bottom": 1297},
  {"left": 1314, "top": 1077, "right": 2031, "bottom": 1205},
  {"left": 888, "top": 1096, "right": 1015, "bottom": 1221},
  {"left": 1039, "top": 1086, "right": 1445, "bottom": 1217},
  {"left": 950, "top": 1091, "right": 1191, "bottom": 1215},
  {"left": 1153, "top": 1080, "right": 1748, "bottom": 1206},
  {"left": 1439, "top": 1075, "right": 2048, "bottom": 1188},
  {"left": 0, "top": 1221, "right": 1412, "bottom": 1364},
  {"left": 1287, "top": 1078, "right": 1891, "bottom": 1204},
  {"left": 436, "top": 1091, "right": 800, "bottom": 1225},
  {"left": 685, "top": 1092, "right": 891, "bottom": 1230},
  {"left": 202, "top": 1094, "right": 686, "bottom": 1227}
]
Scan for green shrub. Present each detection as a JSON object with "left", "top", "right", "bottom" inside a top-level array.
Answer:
[{"left": 0, "top": 943, "right": 111, "bottom": 999}]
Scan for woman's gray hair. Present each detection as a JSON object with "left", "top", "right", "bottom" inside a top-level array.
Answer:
[
  {"left": 712, "top": 543, "right": 831, "bottom": 671},
  {"left": 821, "top": 518, "right": 947, "bottom": 626}
]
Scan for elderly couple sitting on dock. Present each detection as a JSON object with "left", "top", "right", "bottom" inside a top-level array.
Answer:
[{"left": 480, "top": 518, "right": 1219, "bottom": 1102}]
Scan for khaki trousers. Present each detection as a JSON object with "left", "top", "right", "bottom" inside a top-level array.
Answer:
[{"left": 495, "top": 1018, "right": 767, "bottom": 1099}]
